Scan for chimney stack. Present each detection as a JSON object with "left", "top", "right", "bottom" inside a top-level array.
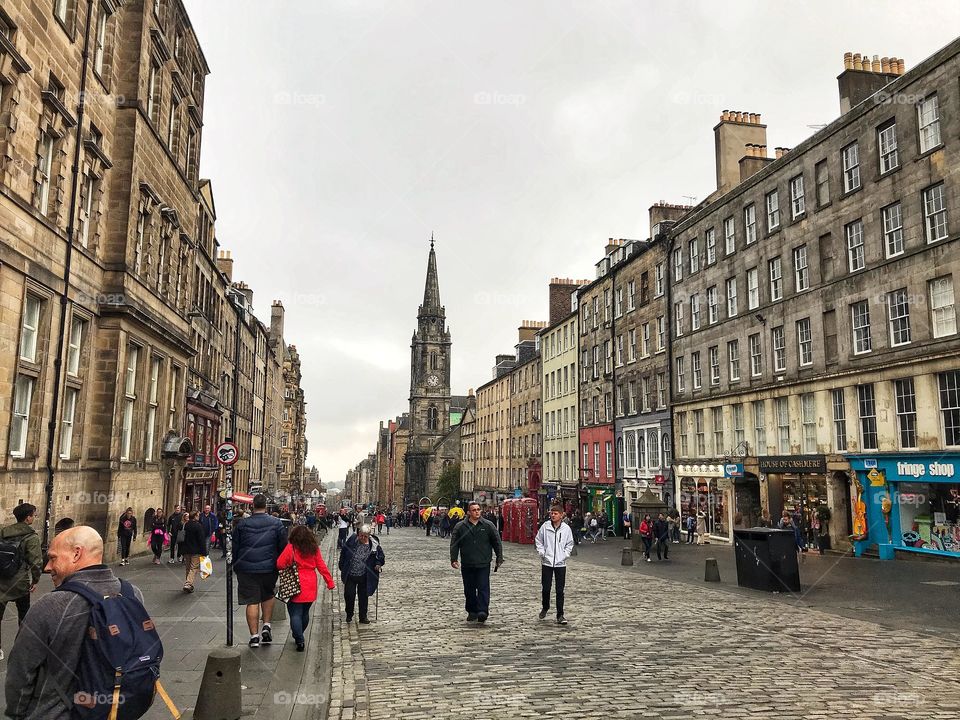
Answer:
[
  {"left": 548, "top": 278, "right": 589, "bottom": 325},
  {"left": 838, "top": 50, "right": 903, "bottom": 114},
  {"left": 216, "top": 249, "right": 234, "bottom": 282},
  {"left": 715, "top": 110, "right": 767, "bottom": 194}
]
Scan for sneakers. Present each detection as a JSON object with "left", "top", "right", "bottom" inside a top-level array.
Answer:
[
  {"left": 182, "top": 584, "right": 194, "bottom": 593},
  {"left": 248, "top": 635, "right": 260, "bottom": 648},
  {"left": 477, "top": 612, "right": 488, "bottom": 623},
  {"left": 167, "top": 559, "right": 177, "bottom": 564},
  {"left": 296, "top": 642, "right": 305, "bottom": 652},
  {"left": 260, "top": 625, "right": 273, "bottom": 644},
  {"left": 466, "top": 613, "right": 478, "bottom": 622},
  {"left": 646, "top": 557, "right": 651, "bottom": 562},
  {"left": 538, "top": 609, "right": 548, "bottom": 620},
  {"left": 556, "top": 615, "right": 568, "bottom": 625},
  {"left": 359, "top": 618, "right": 370, "bottom": 625},
  {"left": 345, "top": 615, "right": 353, "bottom": 623}
]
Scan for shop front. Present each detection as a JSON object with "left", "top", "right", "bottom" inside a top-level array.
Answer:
[
  {"left": 848, "top": 453, "right": 960, "bottom": 560},
  {"left": 584, "top": 484, "right": 617, "bottom": 525},
  {"left": 675, "top": 464, "right": 733, "bottom": 542}
]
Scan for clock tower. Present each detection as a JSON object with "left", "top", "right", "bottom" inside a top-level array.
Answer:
[{"left": 405, "top": 237, "right": 451, "bottom": 505}]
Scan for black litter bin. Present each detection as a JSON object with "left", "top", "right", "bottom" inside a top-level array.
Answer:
[{"left": 733, "top": 528, "right": 800, "bottom": 592}]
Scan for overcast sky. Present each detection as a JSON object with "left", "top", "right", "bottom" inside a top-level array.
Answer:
[{"left": 185, "top": 0, "right": 959, "bottom": 486}]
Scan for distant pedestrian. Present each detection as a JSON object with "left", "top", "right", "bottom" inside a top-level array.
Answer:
[
  {"left": 167, "top": 505, "right": 184, "bottom": 564},
  {"left": 149, "top": 508, "right": 167, "bottom": 564},
  {"left": 216, "top": 509, "right": 227, "bottom": 554},
  {"left": 666, "top": 513, "right": 677, "bottom": 544},
  {"left": 337, "top": 510, "right": 351, "bottom": 548},
  {"left": 440, "top": 514, "right": 451, "bottom": 538},
  {"left": 116, "top": 507, "right": 137, "bottom": 565},
  {"left": 200, "top": 504, "right": 219, "bottom": 554},
  {"left": 338, "top": 525, "right": 384, "bottom": 625},
  {"left": 233, "top": 494, "right": 287, "bottom": 647},
  {"left": 449, "top": 502, "right": 503, "bottom": 624},
  {"left": 375, "top": 511, "right": 386, "bottom": 534},
  {"left": 670, "top": 509, "right": 682, "bottom": 543},
  {"left": 4, "top": 527, "right": 153, "bottom": 720},
  {"left": 622, "top": 510, "right": 632, "bottom": 540},
  {"left": 696, "top": 511, "right": 708, "bottom": 545},
  {"left": 278, "top": 526, "right": 335, "bottom": 650},
  {"left": 385, "top": 512, "right": 393, "bottom": 535},
  {"left": 638, "top": 514, "right": 653, "bottom": 561},
  {"left": 653, "top": 513, "right": 670, "bottom": 561},
  {"left": 0, "top": 503, "right": 42, "bottom": 663},
  {"left": 53, "top": 517, "right": 75, "bottom": 535},
  {"left": 685, "top": 514, "right": 696, "bottom": 544},
  {"left": 535, "top": 505, "right": 574, "bottom": 625},
  {"left": 180, "top": 511, "right": 207, "bottom": 593}
]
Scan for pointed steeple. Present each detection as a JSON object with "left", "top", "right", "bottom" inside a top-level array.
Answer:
[{"left": 420, "top": 236, "right": 442, "bottom": 314}]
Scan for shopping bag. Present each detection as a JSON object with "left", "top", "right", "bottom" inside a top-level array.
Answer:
[{"left": 199, "top": 555, "right": 213, "bottom": 580}]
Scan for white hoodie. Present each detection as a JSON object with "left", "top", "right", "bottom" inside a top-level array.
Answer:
[{"left": 535, "top": 520, "right": 575, "bottom": 567}]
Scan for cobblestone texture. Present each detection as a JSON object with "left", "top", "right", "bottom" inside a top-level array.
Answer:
[{"left": 331, "top": 528, "right": 960, "bottom": 719}]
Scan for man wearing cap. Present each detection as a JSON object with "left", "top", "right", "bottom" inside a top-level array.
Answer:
[
  {"left": 338, "top": 525, "right": 384, "bottom": 624},
  {"left": 449, "top": 501, "right": 503, "bottom": 624}
]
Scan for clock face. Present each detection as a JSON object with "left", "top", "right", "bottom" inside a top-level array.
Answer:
[{"left": 426, "top": 374, "right": 441, "bottom": 388}]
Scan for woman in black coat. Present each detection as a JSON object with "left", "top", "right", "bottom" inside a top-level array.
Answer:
[
  {"left": 180, "top": 511, "right": 208, "bottom": 592},
  {"left": 149, "top": 509, "right": 166, "bottom": 564}
]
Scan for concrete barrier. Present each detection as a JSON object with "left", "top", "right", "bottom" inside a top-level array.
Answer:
[
  {"left": 704, "top": 557, "right": 721, "bottom": 582},
  {"left": 621, "top": 547, "right": 634, "bottom": 566},
  {"left": 193, "top": 649, "right": 242, "bottom": 720}
]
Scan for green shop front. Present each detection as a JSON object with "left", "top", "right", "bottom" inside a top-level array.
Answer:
[{"left": 849, "top": 453, "right": 960, "bottom": 560}]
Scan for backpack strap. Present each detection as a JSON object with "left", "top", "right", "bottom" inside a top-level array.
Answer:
[{"left": 55, "top": 578, "right": 106, "bottom": 605}]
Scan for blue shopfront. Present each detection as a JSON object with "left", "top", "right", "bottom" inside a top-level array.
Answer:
[{"left": 848, "top": 454, "right": 960, "bottom": 560}]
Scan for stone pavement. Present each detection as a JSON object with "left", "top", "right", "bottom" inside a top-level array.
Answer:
[
  {"left": 0, "top": 530, "right": 339, "bottom": 720},
  {"left": 332, "top": 527, "right": 960, "bottom": 720}
]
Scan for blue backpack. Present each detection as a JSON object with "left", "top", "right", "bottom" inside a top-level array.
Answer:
[{"left": 54, "top": 579, "right": 164, "bottom": 720}]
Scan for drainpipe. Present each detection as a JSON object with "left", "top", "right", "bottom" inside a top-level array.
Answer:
[
  {"left": 42, "top": 0, "right": 95, "bottom": 551},
  {"left": 662, "top": 230, "right": 678, "bottom": 512}
]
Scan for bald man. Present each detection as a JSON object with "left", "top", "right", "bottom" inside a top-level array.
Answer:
[{"left": 5, "top": 526, "right": 146, "bottom": 720}]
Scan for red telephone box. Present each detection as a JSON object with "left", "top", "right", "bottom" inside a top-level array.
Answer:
[
  {"left": 518, "top": 498, "right": 538, "bottom": 544},
  {"left": 501, "top": 500, "right": 515, "bottom": 542}
]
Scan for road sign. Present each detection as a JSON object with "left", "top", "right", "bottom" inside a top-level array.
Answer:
[
  {"left": 216, "top": 441, "right": 239, "bottom": 466},
  {"left": 866, "top": 468, "right": 885, "bottom": 486}
]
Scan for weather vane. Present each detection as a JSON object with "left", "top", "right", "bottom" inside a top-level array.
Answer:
[{"left": 430, "top": 231, "right": 435, "bottom": 249}]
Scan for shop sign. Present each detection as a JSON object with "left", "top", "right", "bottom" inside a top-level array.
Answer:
[
  {"left": 758, "top": 455, "right": 826, "bottom": 473},
  {"left": 895, "top": 460, "right": 957, "bottom": 480},
  {"left": 654, "top": 474, "right": 666, "bottom": 485},
  {"left": 724, "top": 464, "right": 743, "bottom": 478}
]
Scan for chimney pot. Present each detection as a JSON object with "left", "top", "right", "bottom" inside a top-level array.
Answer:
[
  {"left": 872, "top": 55, "right": 881, "bottom": 72},
  {"left": 759, "top": 145, "right": 766, "bottom": 157},
  {"left": 853, "top": 53, "right": 862, "bottom": 70},
  {"left": 844, "top": 51, "right": 854, "bottom": 70},
  {"left": 881, "top": 56, "right": 890, "bottom": 73},
  {"left": 898, "top": 58, "right": 905, "bottom": 75}
]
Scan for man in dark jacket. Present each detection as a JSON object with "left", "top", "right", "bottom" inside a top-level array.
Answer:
[
  {"left": 166, "top": 504, "right": 184, "bottom": 564},
  {"left": 233, "top": 494, "right": 286, "bottom": 647},
  {"left": 5, "top": 526, "right": 146, "bottom": 719},
  {"left": 449, "top": 501, "right": 503, "bottom": 624},
  {"left": 653, "top": 512, "right": 670, "bottom": 561},
  {"left": 0, "top": 503, "right": 42, "bottom": 662},
  {"left": 200, "top": 504, "right": 219, "bottom": 553},
  {"left": 180, "top": 511, "right": 207, "bottom": 592}
]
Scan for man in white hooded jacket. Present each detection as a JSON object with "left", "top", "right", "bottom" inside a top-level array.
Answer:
[{"left": 534, "top": 504, "right": 575, "bottom": 625}]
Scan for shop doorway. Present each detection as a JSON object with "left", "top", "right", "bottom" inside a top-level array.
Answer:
[{"left": 734, "top": 476, "right": 761, "bottom": 528}]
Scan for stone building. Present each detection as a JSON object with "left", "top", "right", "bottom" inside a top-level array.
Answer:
[
  {"left": 279, "top": 343, "right": 307, "bottom": 498},
  {"left": 389, "top": 414, "right": 409, "bottom": 508},
  {"left": 540, "top": 280, "right": 586, "bottom": 509},
  {"left": 473, "top": 354, "right": 514, "bottom": 505},
  {"left": 0, "top": 0, "right": 207, "bottom": 552},
  {"left": 668, "top": 45, "right": 960, "bottom": 559},
  {"left": 404, "top": 241, "right": 453, "bottom": 505},
  {"left": 458, "top": 398, "right": 477, "bottom": 502},
  {"left": 508, "top": 323, "right": 544, "bottom": 498}
]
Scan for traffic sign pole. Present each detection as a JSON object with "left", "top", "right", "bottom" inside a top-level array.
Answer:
[{"left": 217, "top": 440, "right": 239, "bottom": 647}]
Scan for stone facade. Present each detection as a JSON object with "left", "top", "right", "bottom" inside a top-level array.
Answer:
[
  {"left": 668, "top": 44, "right": 960, "bottom": 549},
  {"left": 507, "top": 325, "right": 543, "bottom": 493},
  {"left": 541, "top": 310, "right": 580, "bottom": 492},
  {"left": 279, "top": 344, "right": 307, "bottom": 498}
]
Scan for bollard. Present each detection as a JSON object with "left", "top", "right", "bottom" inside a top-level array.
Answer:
[
  {"left": 631, "top": 533, "right": 642, "bottom": 553},
  {"left": 193, "top": 649, "right": 242, "bottom": 720},
  {"left": 272, "top": 599, "right": 287, "bottom": 622},
  {"left": 704, "top": 557, "right": 721, "bottom": 582},
  {"left": 621, "top": 547, "right": 634, "bottom": 566}
]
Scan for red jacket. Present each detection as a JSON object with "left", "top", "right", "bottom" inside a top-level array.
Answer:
[
  {"left": 277, "top": 544, "right": 335, "bottom": 603},
  {"left": 639, "top": 520, "right": 653, "bottom": 538}
]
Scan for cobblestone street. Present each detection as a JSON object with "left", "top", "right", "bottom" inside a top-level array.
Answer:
[{"left": 335, "top": 528, "right": 960, "bottom": 720}]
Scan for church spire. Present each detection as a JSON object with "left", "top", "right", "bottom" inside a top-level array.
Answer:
[{"left": 421, "top": 237, "right": 442, "bottom": 313}]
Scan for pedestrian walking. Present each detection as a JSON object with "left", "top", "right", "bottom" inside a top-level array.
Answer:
[
  {"left": 638, "top": 514, "right": 653, "bottom": 561},
  {"left": 622, "top": 509, "right": 632, "bottom": 540},
  {"left": 4, "top": 527, "right": 154, "bottom": 720},
  {"left": 337, "top": 509, "right": 351, "bottom": 549},
  {"left": 200, "top": 504, "right": 219, "bottom": 554},
  {"left": 149, "top": 508, "right": 167, "bottom": 564},
  {"left": 685, "top": 514, "right": 696, "bottom": 543},
  {"left": 375, "top": 511, "right": 386, "bottom": 535},
  {"left": 666, "top": 513, "right": 677, "bottom": 545},
  {"left": 653, "top": 513, "right": 670, "bottom": 561},
  {"left": 696, "top": 511, "right": 708, "bottom": 545},
  {"left": 535, "top": 504, "right": 574, "bottom": 625},
  {"left": 440, "top": 513, "right": 451, "bottom": 539},
  {"left": 449, "top": 501, "right": 503, "bottom": 624},
  {"left": 166, "top": 505, "right": 184, "bottom": 564},
  {"left": 385, "top": 512, "right": 393, "bottom": 535},
  {"left": 233, "top": 494, "right": 287, "bottom": 647},
  {"left": 425, "top": 512, "right": 434, "bottom": 537},
  {"left": 278, "top": 526, "right": 335, "bottom": 650},
  {"left": 338, "top": 525, "right": 384, "bottom": 624},
  {"left": 116, "top": 506, "right": 137, "bottom": 565},
  {"left": 670, "top": 509, "right": 682, "bottom": 543},
  {"left": 0, "top": 503, "right": 42, "bottom": 663},
  {"left": 180, "top": 511, "right": 207, "bottom": 593}
]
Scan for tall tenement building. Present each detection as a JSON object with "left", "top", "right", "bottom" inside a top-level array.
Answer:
[
  {"left": 668, "top": 45, "right": 960, "bottom": 560},
  {"left": 0, "top": 0, "right": 304, "bottom": 555}
]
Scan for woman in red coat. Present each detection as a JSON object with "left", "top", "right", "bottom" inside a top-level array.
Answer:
[{"left": 277, "top": 526, "right": 335, "bottom": 651}]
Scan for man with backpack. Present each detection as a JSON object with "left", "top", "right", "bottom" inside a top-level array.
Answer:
[
  {"left": 5, "top": 526, "right": 162, "bottom": 720},
  {"left": 0, "top": 503, "right": 42, "bottom": 662}
]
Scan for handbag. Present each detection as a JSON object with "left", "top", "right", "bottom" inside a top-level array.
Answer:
[{"left": 275, "top": 561, "right": 301, "bottom": 602}]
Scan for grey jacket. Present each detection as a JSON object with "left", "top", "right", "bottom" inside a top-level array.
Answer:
[{"left": 4, "top": 565, "right": 144, "bottom": 720}]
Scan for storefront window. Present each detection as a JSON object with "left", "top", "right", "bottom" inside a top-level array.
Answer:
[
  {"left": 679, "top": 476, "right": 727, "bottom": 537},
  {"left": 781, "top": 475, "right": 828, "bottom": 541},
  {"left": 898, "top": 482, "right": 960, "bottom": 553}
]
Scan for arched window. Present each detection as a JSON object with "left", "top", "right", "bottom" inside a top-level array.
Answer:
[
  {"left": 662, "top": 433, "right": 672, "bottom": 469},
  {"left": 638, "top": 433, "right": 646, "bottom": 469},
  {"left": 616, "top": 437, "right": 625, "bottom": 469},
  {"left": 430, "top": 352, "right": 438, "bottom": 370},
  {"left": 427, "top": 406, "right": 439, "bottom": 431},
  {"left": 648, "top": 431, "right": 660, "bottom": 470}
]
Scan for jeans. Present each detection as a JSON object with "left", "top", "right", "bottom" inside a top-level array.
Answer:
[
  {"left": 656, "top": 537, "right": 669, "bottom": 559},
  {"left": 641, "top": 536, "right": 652, "bottom": 559},
  {"left": 540, "top": 565, "right": 566, "bottom": 617},
  {"left": 460, "top": 565, "right": 491, "bottom": 616},
  {"left": 337, "top": 527, "right": 348, "bottom": 549},
  {"left": 169, "top": 539, "right": 181, "bottom": 560},
  {"left": 288, "top": 601, "right": 313, "bottom": 644},
  {"left": 118, "top": 534, "right": 132, "bottom": 560},
  {"left": 344, "top": 575, "right": 368, "bottom": 620},
  {"left": 672, "top": 526, "right": 682, "bottom": 542},
  {"left": 0, "top": 595, "right": 31, "bottom": 626},
  {"left": 686, "top": 528, "right": 695, "bottom": 543}
]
